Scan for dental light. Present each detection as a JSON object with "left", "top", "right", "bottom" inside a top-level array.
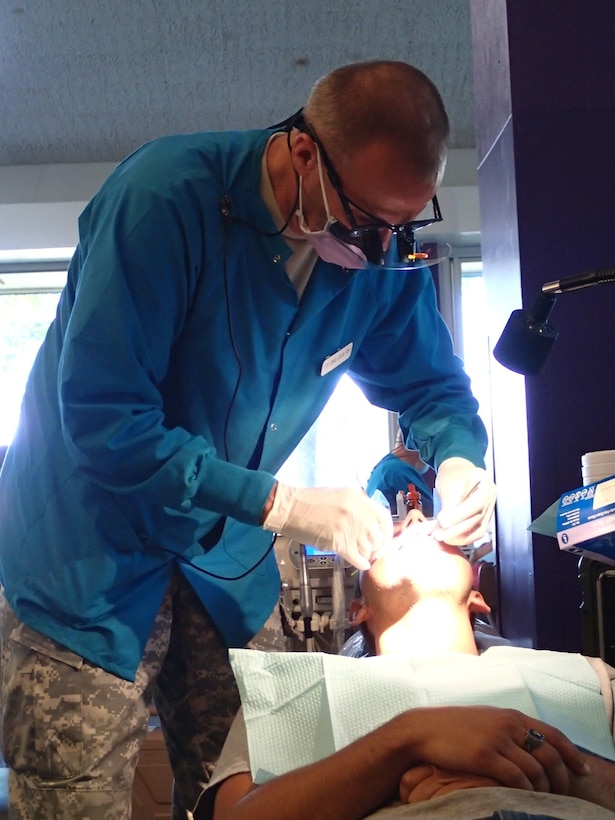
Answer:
[{"left": 493, "top": 268, "right": 615, "bottom": 376}]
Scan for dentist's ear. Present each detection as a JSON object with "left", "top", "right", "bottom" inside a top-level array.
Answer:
[{"left": 289, "top": 130, "right": 318, "bottom": 175}]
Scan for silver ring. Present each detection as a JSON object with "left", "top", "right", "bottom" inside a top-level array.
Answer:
[{"left": 523, "top": 728, "right": 545, "bottom": 753}]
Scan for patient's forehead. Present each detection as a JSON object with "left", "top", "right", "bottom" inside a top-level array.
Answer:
[{"left": 366, "top": 522, "right": 471, "bottom": 593}]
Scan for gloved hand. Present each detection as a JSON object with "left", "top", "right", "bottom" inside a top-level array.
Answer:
[
  {"left": 262, "top": 484, "right": 394, "bottom": 570},
  {"left": 431, "top": 457, "right": 496, "bottom": 546}
]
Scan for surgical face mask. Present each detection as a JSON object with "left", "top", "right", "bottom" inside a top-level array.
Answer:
[
  {"left": 296, "top": 148, "right": 368, "bottom": 269},
  {"left": 292, "top": 116, "right": 443, "bottom": 270}
]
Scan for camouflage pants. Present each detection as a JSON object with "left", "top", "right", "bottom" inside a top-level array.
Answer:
[{"left": 0, "top": 573, "right": 284, "bottom": 819}]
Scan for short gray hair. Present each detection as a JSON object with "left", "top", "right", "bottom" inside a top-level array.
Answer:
[{"left": 303, "top": 60, "right": 449, "bottom": 181}]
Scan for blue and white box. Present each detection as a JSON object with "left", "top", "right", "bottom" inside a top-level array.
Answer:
[{"left": 557, "top": 475, "right": 615, "bottom": 567}]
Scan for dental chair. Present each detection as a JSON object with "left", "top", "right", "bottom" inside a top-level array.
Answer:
[
  {"left": 474, "top": 559, "right": 500, "bottom": 632},
  {"left": 0, "top": 765, "right": 7, "bottom": 820},
  {"left": 275, "top": 536, "right": 357, "bottom": 653},
  {"left": 579, "top": 556, "right": 615, "bottom": 667}
]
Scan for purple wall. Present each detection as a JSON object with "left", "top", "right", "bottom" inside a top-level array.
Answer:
[{"left": 471, "top": 0, "right": 615, "bottom": 650}]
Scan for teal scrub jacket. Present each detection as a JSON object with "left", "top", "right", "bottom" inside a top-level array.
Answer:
[
  {"left": 0, "top": 128, "right": 488, "bottom": 680},
  {"left": 366, "top": 454, "right": 434, "bottom": 516}
]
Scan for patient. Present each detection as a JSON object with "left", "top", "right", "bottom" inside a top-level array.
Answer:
[
  {"left": 346, "top": 520, "right": 493, "bottom": 658},
  {"left": 197, "top": 523, "right": 615, "bottom": 819}
]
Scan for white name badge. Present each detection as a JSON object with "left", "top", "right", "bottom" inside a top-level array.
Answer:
[{"left": 320, "top": 342, "right": 353, "bottom": 376}]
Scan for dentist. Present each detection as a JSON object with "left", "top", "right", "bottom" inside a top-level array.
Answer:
[{"left": 0, "top": 60, "right": 494, "bottom": 819}]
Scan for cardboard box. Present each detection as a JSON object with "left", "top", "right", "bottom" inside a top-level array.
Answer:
[{"left": 556, "top": 476, "right": 615, "bottom": 567}]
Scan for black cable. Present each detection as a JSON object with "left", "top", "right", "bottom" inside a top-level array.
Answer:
[
  {"left": 150, "top": 533, "right": 278, "bottom": 581},
  {"left": 266, "top": 107, "right": 304, "bottom": 132},
  {"left": 220, "top": 109, "right": 301, "bottom": 239},
  {"left": 221, "top": 191, "right": 297, "bottom": 238},
  {"left": 189, "top": 118, "right": 303, "bottom": 581},
  {"left": 194, "top": 169, "right": 287, "bottom": 580},
  {"left": 220, "top": 202, "right": 243, "bottom": 463}
]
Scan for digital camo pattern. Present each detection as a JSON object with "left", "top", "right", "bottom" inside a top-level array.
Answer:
[
  {"left": 0, "top": 584, "right": 171, "bottom": 818},
  {"left": 153, "top": 580, "right": 286, "bottom": 819},
  {"left": 0, "top": 577, "right": 285, "bottom": 819}
]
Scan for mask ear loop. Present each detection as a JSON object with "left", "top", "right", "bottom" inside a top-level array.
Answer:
[
  {"left": 314, "top": 144, "right": 334, "bottom": 222},
  {"left": 296, "top": 177, "right": 308, "bottom": 232},
  {"left": 296, "top": 144, "right": 336, "bottom": 233}
]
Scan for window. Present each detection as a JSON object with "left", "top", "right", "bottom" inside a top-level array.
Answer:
[
  {"left": 460, "top": 258, "right": 494, "bottom": 461},
  {"left": 439, "top": 248, "right": 495, "bottom": 551},
  {"left": 0, "top": 254, "right": 69, "bottom": 447},
  {"left": 276, "top": 375, "right": 391, "bottom": 490},
  {"left": 437, "top": 248, "right": 493, "bottom": 458}
]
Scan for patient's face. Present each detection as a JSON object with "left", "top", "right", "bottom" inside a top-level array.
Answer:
[{"left": 364, "top": 520, "right": 473, "bottom": 603}]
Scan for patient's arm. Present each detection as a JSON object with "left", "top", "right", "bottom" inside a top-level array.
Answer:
[
  {"left": 213, "top": 705, "right": 589, "bottom": 820},
  {"left": 400, "top": 753, "right": 615, "bottom": 812},
  {"left": 569, "top": 753, "right": 615, "bottom": 812}
]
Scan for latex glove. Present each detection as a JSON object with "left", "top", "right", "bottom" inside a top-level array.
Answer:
[
  {"left": 262, "top": 484, "right": 394, "bottom": 570},
  {"left": 431, "top": 457, "right": 496, "bottom": 546}
]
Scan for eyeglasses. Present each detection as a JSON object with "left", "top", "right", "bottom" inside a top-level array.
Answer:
[{"left": 294, "top": 115, "right": 443, "bottom": 267}]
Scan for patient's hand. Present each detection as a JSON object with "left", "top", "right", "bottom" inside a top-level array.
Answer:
[{"left": 399, "top": 763, "right": 500, "bottom": 804}]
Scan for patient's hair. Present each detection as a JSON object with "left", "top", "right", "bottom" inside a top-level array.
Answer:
[
  {"left": 357, "top": 574, "right": 423, "bottom": 657},
  {"left": 361, "top": 570, "right": 471, "bottom": 628},
  {"left": 354, "top": 542, "right": 478, "bottom": 655},
  {"left": 360, "top": 573, "right": 421, "bottom": 629}
]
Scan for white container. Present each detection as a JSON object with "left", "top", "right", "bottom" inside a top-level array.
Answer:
[
  {"left": 581, "top": 449, "right": 615, "bottom": 466},
  {"left": 583, "top": 471, "right": 615, "bottom": 487},
  {"left": 581, "top": 450, "right": 615, "bottom": 486}
]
